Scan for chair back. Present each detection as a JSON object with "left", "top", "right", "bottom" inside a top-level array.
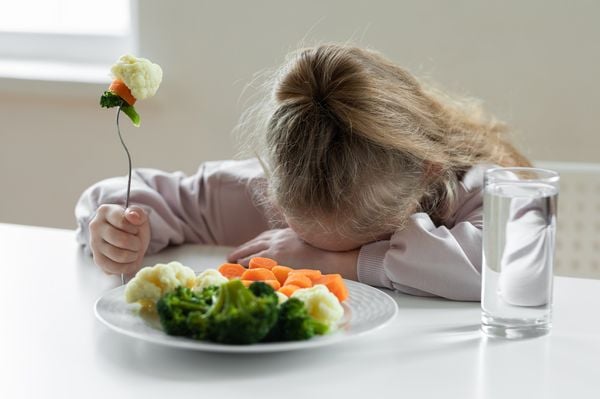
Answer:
[{"left": 535, "top": 161, "right": 600, "bottom": 279}]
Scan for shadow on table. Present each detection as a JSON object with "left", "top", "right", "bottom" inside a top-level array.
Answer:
[
  {"left": 384, "top": 289, "right": 478, "bottom": 311},
  {"left": 95, "top": 328, "right": 342, "bottom": 382}
]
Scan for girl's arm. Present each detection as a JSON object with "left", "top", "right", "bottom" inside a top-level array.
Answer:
[
  {"left": 356, "top": 165, "right": 487, "bottom": 301},
  {"left": 75, "top": 159, "right": 272, "bottom": 255}
]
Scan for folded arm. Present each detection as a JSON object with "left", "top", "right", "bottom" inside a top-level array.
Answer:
[
  {"left": 75, "top": 159, "right": 272, "bottom": 255},
  {"left": 356, "top": 165, "right": 489, "bottom": 301}
]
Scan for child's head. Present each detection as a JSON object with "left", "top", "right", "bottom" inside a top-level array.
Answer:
[{"left": 241, "top": 44, "right": 530, "bottom": 249}]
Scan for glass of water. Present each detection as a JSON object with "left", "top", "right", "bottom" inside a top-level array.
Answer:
[{"left": 481, "top": 167, "right": 559, "bottom": 339}]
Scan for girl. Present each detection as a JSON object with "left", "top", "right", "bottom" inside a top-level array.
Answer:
[{"left": 75, "top": 44, "right": 530, "bottom": 301}]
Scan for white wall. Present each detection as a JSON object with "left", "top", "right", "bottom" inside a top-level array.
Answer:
[{"left": 1, "top": 0, "right": 599, "bottom": 229}]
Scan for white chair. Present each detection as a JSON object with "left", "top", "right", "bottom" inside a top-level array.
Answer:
[{"left": 535, "top": 161, "right": 600, "bottom": 279}]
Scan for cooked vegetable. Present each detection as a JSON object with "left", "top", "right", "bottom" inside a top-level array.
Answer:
[
  {"left": 243, "top": 279, "right": 281, "bottom": 290},
  {"left": 249, "top": 257, "right": 278, "bottom": 270},
  {"left": 289, "top": 269, "right": 322, "bottom": 282},
  {"left": 120, "top": 104, "right": 141, "bottom": 127},
  {"left": 264, "top": 298, "right": 328, "bottom": 342},
  {"left": 263, "top": 279, "right": 281, "bottom": 290},
  {"left": 157, "top": 281, "right": 280, "bottom": 344},
  {"left": 315, "top": 274, "right": 349, "bottom": 302},
  {"left": 283, "top": 273, "right": 313, "bottom": 289},
  {"left": 110, "top": 54, "right": 162, "bottom": 100},
  {"left": 292, "top": 285, "right": 344, "bottom": 327},
  {"left": 272, "top": 265, "right": 293, "bottom": 286},
  {"left": 216, "top": 258, "right": 349, "bottom": 303},
  {"left": 99, "top": 86, "right": 141, "bottom": 127},
  {"left": 156, "top": 286, "right": 216, "bottom": 337},
  {"left": 124, "top": 261, "right": 196, "bottom": 305},
  {"left": 143, "top": 259, "right": 349, "bottom": 344},
  {"left": 204, "top": 280, "right": 279, "bottom": 344},
  {"left": 278, "top": 284, "right": 301, "bottom": 297},
  {"left": 101, "top": 54, "right": 162, "bottom": 127},
  {"left": 275, "top": 291, "right": 289, "bottom": 304},
  {"left": 100, "top": 91, "right": 124, "bottom": 108},
  {"left": 248, "top": 280, "right": 279, "bottom": 302},
  {"left": 193, "top": 269, "right": 228, "bottom": 292},
  {"left": 109, "top": 79, "right": 137, "bottom": 105},
  {"left": 241, "top": 267, "right": 277, "bottom": 281},
  {"left": 218, "top": 263, "right": 246, "bottom": 279}
]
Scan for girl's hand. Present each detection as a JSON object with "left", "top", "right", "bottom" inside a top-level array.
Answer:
[
  {"left": 227, "top": 228, "right": 359, "bottom": 280},
  {"left": 89, "top": 204, "right": 150, "bottom": 275}
]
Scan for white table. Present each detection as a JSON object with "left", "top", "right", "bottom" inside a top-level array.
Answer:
[{"left": 2, "top": 223, "right": 599, "bottom": 399}]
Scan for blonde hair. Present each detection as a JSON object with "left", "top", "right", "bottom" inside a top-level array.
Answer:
[{"left": 238, "top": 44, "right": 530, "bottom": 240}]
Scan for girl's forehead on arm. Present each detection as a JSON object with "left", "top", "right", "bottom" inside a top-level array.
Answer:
[{"left": 288, "top": 218, "right": 388, "bottom": 251}]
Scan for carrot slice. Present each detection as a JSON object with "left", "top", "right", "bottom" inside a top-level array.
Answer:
[
  {"left": 241, "top": 280, "right": 252, "bottom": 287},
  {"left": 278, "top": 284, "right": 301, "bottom": 297},
  {"left": 218, "top": 263, "right": 246, "bottom": 279},
  {"left": 315, "top": 274, "right": 349, "bottom": 302},
  {"left": 272, "top": 265, "right": 293, "bottom": 286},
  {"left": 109, "top": 79, "right": 136, "bottom": 106},
  {"left": 283, "top": 273, "right": 313, "bottom": 289},
  {"left": 263, "top": 279, "right": 281, "bottom": 290},
  {"left": 241, "top": 267, "right": 277, "bottom": 281},
  {"left": 289, "top": 269, "right": 322, "bottom": 282},
  {"left": 249, "top": 257, "right": 278, "bottom": 270}
]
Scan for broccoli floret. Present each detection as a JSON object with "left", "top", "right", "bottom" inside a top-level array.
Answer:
[
  {"left": 197, "top": 285, "right": 220, "bottom": 304},
  {"left": 186, "top": 310, "right": 210, "bottom": 340},
  {"left": 206, "top": 279, "right": 278, "bottom": 345},
  {"left": 99, "top": 91, "right": 141, "bottom": 126},
  {"left": 156, "top": 286, "right": 213, "bottom": 336},
  {"left": 249, "top": 281, "right": 279, "bottom": 302},
  {"left": 264, "top": 298, "right": 329, "bottom": 342},
  {"left": 99, "top": 91, "right": 124, "bottom": 108},
  {"left": 120, "top": 104, "right": 141, "bottom": 127},
  {"left": 157, "top": 282, "right": 331, "bottom": 345}
]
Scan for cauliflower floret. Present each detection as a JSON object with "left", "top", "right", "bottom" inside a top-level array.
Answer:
[
  {"left": 124, "top": 261, "right": 196, "bottom": 304},
  {"left": 111, "top": 54, "right": 163, "bottom": 100},
  {"left": 192, "top": 269, "right": 228, "bottom": 292},
  {"left": 291, "top": 285, "right": 344, "bottom": 327}
]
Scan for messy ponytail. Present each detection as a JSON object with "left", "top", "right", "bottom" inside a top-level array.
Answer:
[{"left": 238, "top": 44, "right": 530, "bottom": 239}]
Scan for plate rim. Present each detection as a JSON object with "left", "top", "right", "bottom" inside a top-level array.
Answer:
[{"left": 94, "top": 279, "right": 398, "bottom": 353}]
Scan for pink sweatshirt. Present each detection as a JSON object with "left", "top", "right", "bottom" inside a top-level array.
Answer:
[{"left": 75, "top": 158, "right": 488, "bottom": 301}]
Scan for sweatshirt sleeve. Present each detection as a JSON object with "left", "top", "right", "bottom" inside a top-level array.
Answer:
[
  {"left": 356, "top": 165, "right": 491, "bottom": 301},
  {"left": 75, "top": 159, "right": 272, "bottom": 255}
]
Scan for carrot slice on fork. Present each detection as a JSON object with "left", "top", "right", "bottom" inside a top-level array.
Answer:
[{"left": 109, "top": 79, "right": 137, "bottom": 106}]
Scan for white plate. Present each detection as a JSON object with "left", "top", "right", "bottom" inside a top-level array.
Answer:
[{"left": 94, "top": 280, "right": 398, "bottom": 353}]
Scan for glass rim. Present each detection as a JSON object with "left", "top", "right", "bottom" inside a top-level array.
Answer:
[{"left": 485, "top": 167, "right": 560, "bottom": 184}]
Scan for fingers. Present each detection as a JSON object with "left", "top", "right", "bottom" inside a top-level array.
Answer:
[
  {"left": 89, "top": 204, "right": 151, "bottom": 276},
  {"left": 124, "top": 205, "right": 148, "bottom": 227},
  {"left": 100, "top": 223, "right": 143, "bottom": 252},
  {"left": 227, "top": 240, "right": 269, "bottom": 263},
  {"left": 237, "top": 250, "right": 270, "bottom": 267},
  {"left": 97, "top": 204, "right": 139, "bottom": 234},
  {"left": 98, "top": 239, "right": 139, "bottom": 263},
  {"left": 90, "top": 231, "right": 140, "bottom": 268}
]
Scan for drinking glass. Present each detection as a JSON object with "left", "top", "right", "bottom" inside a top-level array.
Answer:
[{"left": 481, "top": 167, "right": 559, "bottom": 339}]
